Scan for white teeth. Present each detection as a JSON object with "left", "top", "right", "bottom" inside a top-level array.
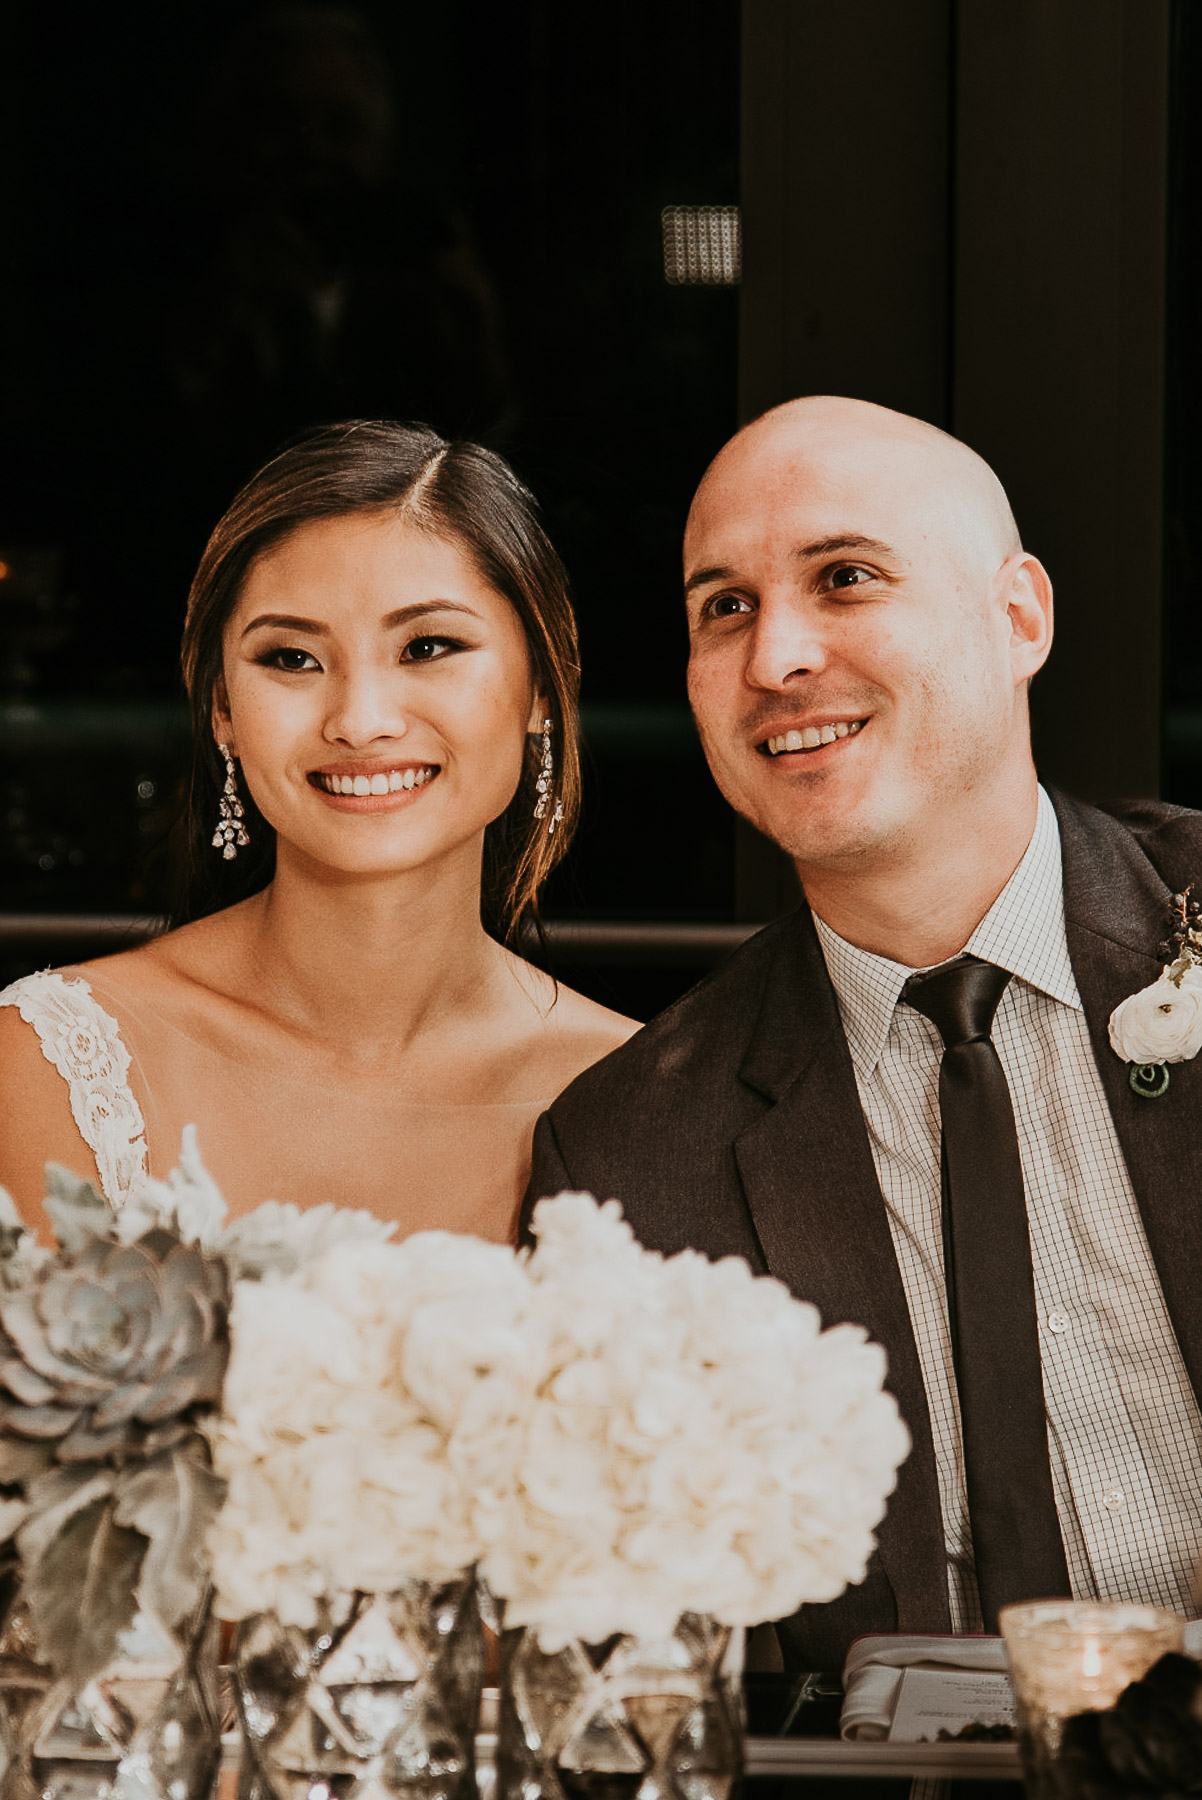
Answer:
[
  {"left": 318, "top": 766, "right": 437, "bottom": 794},
  {"left": 765, "top": 721, "right": 864, "bottom": 755}
]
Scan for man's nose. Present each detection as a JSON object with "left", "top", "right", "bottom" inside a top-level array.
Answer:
[
  {"left": 323, "top": 669, "right": 409, "bottom": 746},
  {"left": 743, "top": 595, "right": 829, "bottom": 691}
]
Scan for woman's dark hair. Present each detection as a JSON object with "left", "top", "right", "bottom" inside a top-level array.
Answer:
[{"left": 176, "top": 419, "right": 581, "bottom": 945}]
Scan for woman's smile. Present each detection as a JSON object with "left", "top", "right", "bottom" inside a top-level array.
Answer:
[{"left": 308, "top": 762, "right": 441, "bottom": 808}]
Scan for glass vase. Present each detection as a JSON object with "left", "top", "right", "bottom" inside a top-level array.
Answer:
[
  {"left": 497, "top": 1614, "right": 744, "bottom": 1800},
  {"left": 0, "top": 1587, "right": 221, "bottom": 1800},
  {"left": 231, "top": 1575, "right": 485, "bottom": 1800}
]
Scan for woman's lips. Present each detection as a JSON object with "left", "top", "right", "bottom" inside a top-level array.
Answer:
[
  {"left": 307, "top": 765, "right": 440, "bottom": 809},
  {"left": 311, "top": 765, "right": 438, "bottom": 796}
]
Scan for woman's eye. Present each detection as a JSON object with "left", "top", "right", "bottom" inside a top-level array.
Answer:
[
  {"left": 402, "top": 636, "right": 460, "bottom": 662},
  {"left": 829, "top": 565, "right": 873, "bottom": 590},
  {"left": 261, "top": 646, "right": 320, "bottom": 671}
]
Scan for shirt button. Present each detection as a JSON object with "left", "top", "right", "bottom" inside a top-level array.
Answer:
[
  {"left": 1047, "top": 1310, "right": 1071, "bottom": 1334},
  {"left": 1102, "top": 1488, "right": 1125, "bottom": 1511}
]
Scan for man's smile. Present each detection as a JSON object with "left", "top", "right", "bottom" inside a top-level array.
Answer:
[{"left": 758, "top": 719, "right": 867, "bottom": 756}]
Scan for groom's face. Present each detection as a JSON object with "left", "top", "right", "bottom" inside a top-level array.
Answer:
[{"left": 683, "top": 409, "right": 1045, "bottom": 875}]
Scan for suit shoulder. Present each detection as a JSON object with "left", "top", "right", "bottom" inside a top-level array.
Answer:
[
  {"left": 1078, "top": 792, "right": 1202, "bottom": 883},
  {"left": 548, "top": 912, "right": 802, "bottom": 1110}
]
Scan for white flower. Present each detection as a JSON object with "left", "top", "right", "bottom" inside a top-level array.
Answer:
[
  {"left": 206, "top": 1233, "right": 526, "bottom": 1624},
  {"left": 473, "top": 1193, "right": 910, "bottom": 1651},
  {"left": 1108, "top": 965, "right": 1202, "bottom": 1065},
  {"left": 217, "top": 1197, "right": 395, "bottom": 1280}
]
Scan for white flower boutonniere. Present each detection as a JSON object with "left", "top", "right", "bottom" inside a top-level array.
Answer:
[{"left": 1108, "top": 886, "right": 1202, "bottom": 1097}]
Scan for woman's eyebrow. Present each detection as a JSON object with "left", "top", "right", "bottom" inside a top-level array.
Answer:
[{"left": 240, "top": 601, "right": 480, "bottom": 640}]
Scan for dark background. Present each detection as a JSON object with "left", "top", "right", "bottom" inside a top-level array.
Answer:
[{"left": 1, "top": 0, "right": 1197, "bottom": 1016}]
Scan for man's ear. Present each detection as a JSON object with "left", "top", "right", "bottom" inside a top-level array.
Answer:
[{"left": 1002, "top": 553, "right": 1053, "bottom": 684}]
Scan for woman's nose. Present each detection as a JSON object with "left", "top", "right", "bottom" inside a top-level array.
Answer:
[
  {"left": 743, "top": 596, "right": 830, "bottom": 691},
  {"left": 322, "top": 669, "right": 409, "bottom": 746}
]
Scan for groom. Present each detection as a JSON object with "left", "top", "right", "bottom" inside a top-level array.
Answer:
[{"left": 525, "top": 396, "right": 1202, "bottom": 1672}]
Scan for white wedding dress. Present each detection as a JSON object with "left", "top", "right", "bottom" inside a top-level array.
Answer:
[
  {"left": 0, "top": 966, "right": 549, "bottom": 1234},
  {"left": 0, "top": 969, "right": 149, "bottom": 1209}
]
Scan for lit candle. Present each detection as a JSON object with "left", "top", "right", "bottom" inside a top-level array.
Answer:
[{"left": 999, "top": 1601, "right": 1183, "bottom": 1795}]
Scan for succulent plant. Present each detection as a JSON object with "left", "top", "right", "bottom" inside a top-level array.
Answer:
[{"left": 0, "top": 1227, "right": 230, "bottom": 1468}]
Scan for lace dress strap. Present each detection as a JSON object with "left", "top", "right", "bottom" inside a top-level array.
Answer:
[{"left": 0, "top": 970, "right": 149, "bottom": 1210}]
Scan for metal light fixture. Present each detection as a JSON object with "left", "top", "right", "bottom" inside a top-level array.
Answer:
[{"left": 661, "top": 206, "right": 742, "bottom": 285}]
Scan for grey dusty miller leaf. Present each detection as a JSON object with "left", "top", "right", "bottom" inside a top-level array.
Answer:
[
  {"left": 17, "top": 1464, "right": 116, "bottom": 1568},
  {"left": 26, "top": 1494, "right": 146, "bottom": 1686},
  {"left": 42, "top": 1166, "right": 111, "bottom": 1256},
  {"left": 114, "top": 1442, "right": 225, "bottom": 1632}
]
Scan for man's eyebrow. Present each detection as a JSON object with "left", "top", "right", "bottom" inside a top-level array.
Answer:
[
  {"left": 683, "top": 536, "right": 899, "bottom": 600},
  {"left": 240, "top": 601, "right": 477, "bottom": 640},
  {"left": 683, "top": 565, "right": 737, "bottom": 599},
  {"left": 793, "top": 534, "right": 897, "bottom": 561}
]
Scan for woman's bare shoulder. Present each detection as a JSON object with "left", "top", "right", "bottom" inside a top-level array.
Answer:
[
  {"left": 545, "top": 980, "right": 640, "bottom": 1056},
  {"left": 507, "top": 962, "right": 640, "bottom": 1096},
  {"left": 67, "top": 906, "right": 251, "bottom": 1006},
  {"left": 0, "top": 1002, "right": 98, "bottom": 1231}
]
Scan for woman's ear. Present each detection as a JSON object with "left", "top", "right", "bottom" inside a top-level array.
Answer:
[
  {"left": 212, "top": 675, "right": 234, "bottom": 753},
  {"left": 527, "top": 695, "right": 550, "bottom": 735}
]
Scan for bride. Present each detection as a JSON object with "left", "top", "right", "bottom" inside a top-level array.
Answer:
[{"left": 0, "top": 420, "right": 636, "bottom": 1238}]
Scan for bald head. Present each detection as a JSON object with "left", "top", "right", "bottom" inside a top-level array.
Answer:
[
  {"left": 689, "top": 396, "right": 1021, "bottom": 586},
  {"left": 681, "top": 393, "right": 1053, "bottom": 907}
]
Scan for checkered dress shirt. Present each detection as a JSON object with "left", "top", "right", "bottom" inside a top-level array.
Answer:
[{"left": 814, "top": 787, "right": 1202, "bottom": 1631}]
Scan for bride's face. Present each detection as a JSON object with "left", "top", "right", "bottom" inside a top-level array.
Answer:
[{"left": 215, "top": 509, "right": 543, "bottom": 881}]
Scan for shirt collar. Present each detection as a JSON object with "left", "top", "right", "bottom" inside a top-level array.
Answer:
[{"left": 813, "top": 786, "right": 1082, "bottom": 1077}]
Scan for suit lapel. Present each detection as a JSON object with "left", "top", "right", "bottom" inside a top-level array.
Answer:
[
  {"left": 1056, "top": 791, "right": 1202, "bottom": 1397},
  {"left": 733, "top": 911, "right": 951, "bottom": 1632}
]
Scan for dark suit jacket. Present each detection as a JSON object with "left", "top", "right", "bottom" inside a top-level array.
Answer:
[{"left": 523, "top": 791, "right": 1202, "bottom": 1671}]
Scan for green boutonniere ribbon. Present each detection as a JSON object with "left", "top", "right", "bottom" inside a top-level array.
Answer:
[{"left": 1128, "top": 1062, "right": 1170, "bottom": 1099}]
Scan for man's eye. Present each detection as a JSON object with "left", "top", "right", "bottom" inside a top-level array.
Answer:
[
  {"left": 260, "top": 646, "right": 320, "bottom": 671},
  {"left": 402, "top": 636, "right": 460, "bottom": 662},
  {"left": 702, "top": 593, "right": 753, "bottom": 621},
  {"left": 829, "top": 566, "right": 873, "bottom": 590}
]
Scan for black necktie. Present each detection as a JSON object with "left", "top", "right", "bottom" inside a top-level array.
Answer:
[{"left": 902, "top": 956, "right": 1070, "bottom": 1631}]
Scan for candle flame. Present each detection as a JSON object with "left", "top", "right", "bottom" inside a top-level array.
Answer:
[{"left": 1082, "top": 1639, "right": 1104, "bottom": 1679}]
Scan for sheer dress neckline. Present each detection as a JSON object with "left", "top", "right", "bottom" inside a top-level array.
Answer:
[{"left": 80, "top": 969, "right": 558, "bottom": 1110}]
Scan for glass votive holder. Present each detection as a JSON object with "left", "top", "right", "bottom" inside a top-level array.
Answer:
[{"left": 999, "top": 1600, "right": 1184, "bottom": 1795}]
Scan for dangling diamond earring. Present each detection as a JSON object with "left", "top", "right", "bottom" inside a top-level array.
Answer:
[
  {"left": 533, "top": 717, "right": 564, "bottom": 835},
  {"left": 212, "top": 742, "right": 250, "bottom": 860}
]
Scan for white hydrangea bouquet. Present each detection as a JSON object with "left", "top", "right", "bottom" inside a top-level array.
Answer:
[
  {"left": 472, "top": 1195, "right": 910, "bottom": 1650},
  {"left": 204, "top": 1187, "right": 909, "bottom": 1650}
]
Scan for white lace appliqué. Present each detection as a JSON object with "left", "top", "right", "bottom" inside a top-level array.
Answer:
[{"left": 0, "top": 971, "right": 149, "bottom": 1209}]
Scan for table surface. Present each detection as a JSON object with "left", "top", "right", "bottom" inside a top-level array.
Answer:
[
  {"left": 743, "top": 1735, "right": 1021, "bottom": 1779},
  {"left": 219, "top": 1731, "right": 1023, "bottom": 1785}
]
